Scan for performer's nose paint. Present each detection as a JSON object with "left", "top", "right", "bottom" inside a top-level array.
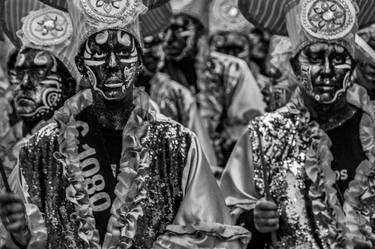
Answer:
[{"left": 9, "top": 48, "right": 63, "bottom": 120}]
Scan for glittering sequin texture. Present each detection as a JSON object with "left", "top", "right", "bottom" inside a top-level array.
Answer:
[
  {"left": 133, "top": 120, "right": 191, "bottom": 248},
  {"left": 20, "top": 123, "right": 84, "bottom": 249},
  {"left": 249, "top": 108, "right": 323, "bottom": 249},
  {"left": 19, "top": 119, "right": 191, "bottom": 249}
]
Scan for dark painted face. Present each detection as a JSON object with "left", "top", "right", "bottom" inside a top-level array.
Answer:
[
  {"left": 209, "top": 31, "right": 250, "bottom": 64},
  {"left": 163, "top": 14, "right": 202, "bottom": 61},
  {"left": 81, "top": 30, "right": 140, "bottom": 101},
  {"left": 142, "top": 34, "right": 163, "bottom": 74},
  {"left": 248, "top": 29, "right": 270, "bottom": 63},
  {"left": 293, "top": 43, "right": 354, "bottom": 104},
  {"left": 9, "top": 48, "right": 63, "bottom": 120}
]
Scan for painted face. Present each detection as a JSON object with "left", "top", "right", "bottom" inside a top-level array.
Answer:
[
  {"left": 293, "top": 43, "right": 354, "bottom": 104},
  {"left": 9, "top": 48, "right": 63, "bottom": 120},
  {"left": 142, "top": 34, "right": 163, "bottom": 75},
  {"left": 82, "top": 30, "right": 140, "bottom": 101},
  {"left": 163, "top": 14, "right": 202, "bottom": 61},
  {"left": 209, "top": 31, "right": 250, "bottom": 64}
]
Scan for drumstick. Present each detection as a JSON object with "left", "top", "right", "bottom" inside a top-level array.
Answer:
[
  {"left": 255, "top": 127, "right": 278, "bottom": 247},
  {"left": 0, "top": 161, "right": 11, "bottom": 193}
]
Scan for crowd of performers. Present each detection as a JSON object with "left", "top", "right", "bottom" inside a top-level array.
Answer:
[{"left": 0, "top": 0, "right": 375, "bottom": 248}]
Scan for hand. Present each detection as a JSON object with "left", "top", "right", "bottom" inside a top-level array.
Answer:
[
  {"left": 0, "top": 193, "right": 30, "bottom": 245},
  {"left": 253, "top": 198, "right": 279, "bottom": 234}
]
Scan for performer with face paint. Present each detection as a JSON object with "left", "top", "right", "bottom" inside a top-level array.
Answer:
[
  {"left": 220, "top": 0, "right": 375, "bottom": 248},
  {"left": 0, "top": 0, "right": 78, "bottom": 183},
  {"left": 165, "top": 0, "right": 266, "bottom": 170},
  {"left": 139, "top": 3, "right": 219, "bottom": 176},
  {"left": 140, "top": 34, "right": 164, "bottom": 93},
  {"left": 209, "top": 31, "right": 251, "bottom": 65},
  {"left": 248, "top": 28, "right": 271, "bottom": 78},
  {"left": 0, "top": 1, "right": 251, "bottom": 248},
  {"left": 208, "top": 0, "right": 253, "bottom": 66},
  {"left": 163, "top": 1, "right": 206, "bottom": 94}
]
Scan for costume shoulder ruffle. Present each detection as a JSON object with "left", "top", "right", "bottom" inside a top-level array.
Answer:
[
  {"left": 152, "top": 112, "right": 193, "bottom": 135},
  {"left": 23, "top": 122, "right": 60, "bottom": 149}
]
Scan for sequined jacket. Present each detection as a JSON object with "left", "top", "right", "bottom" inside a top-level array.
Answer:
[
  {"left": 220, "top": 85, "right": 375, "bottom": 249},
  {"left": 0, "top": 89, "right": 250, "bottom": 249}
]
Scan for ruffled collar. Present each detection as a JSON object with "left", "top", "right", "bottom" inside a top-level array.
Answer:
[
  {"left": 54, "top": 88, "right": 155, "bottom": 249},
  {"left": 288, "top": 84, "right": 375, "bottom": 248}
]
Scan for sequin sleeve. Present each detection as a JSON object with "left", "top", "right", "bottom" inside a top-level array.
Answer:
[
  {"left": 0, "top": 155, "right": 48, "bottom": 249},
  {"left": 152, "top": 133, "right": 251, "bottom": 249},
  {"left": 0, "top": 123, "right": 67, "bottom": 249}
]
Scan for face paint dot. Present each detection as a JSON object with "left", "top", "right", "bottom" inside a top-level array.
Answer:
[
  {"left": 118, "top": 32, "right": 131, "bottom": 47},
  {"left": 16, "top": 54, "right": 26, "bottom": 67},
  {"left": 34, "top": 52, "right": 50, "bottom": 65},
  {"left": 95, "top": 31, "right": 109, "bottom": 45}
]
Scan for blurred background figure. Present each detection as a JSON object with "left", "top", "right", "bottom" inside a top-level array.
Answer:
[
  {"left": 208, "top": 0, "right": 253, "bottom": 65},
  {"left": 262, "top": 36, "right": 299, "bottom": 112},
  {"left": 140, "top": 33, "right": 165, "bottom": 93},
  {"left": 140, "top": 3, "right": 219, "bottom": 175},
  {"left": 356, "top": 25, "right": 375, "bottom": 100},
  {"left": 0, "top": 0, "right": 78, "bottom": 180},
  {"left": 209, "top": 31, "right": 251, "bottom": 65},
  {"left": 0, "top": 37, "right": 14, "bottom": 91},
  {"left": 164, "top": 0, "right": 266, "bottom": 171},
  {"left": 163, "top": 0, "right": 208, "bottom": 94},
  {"left": 208, "top": 1, "right": 296, "bottom": 113},
  {"left": 248, "top": 28, "right": 271, "bottom": 78}
]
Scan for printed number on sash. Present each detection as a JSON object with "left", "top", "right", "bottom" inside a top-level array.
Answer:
[
  {"left": 90, "top": 192, "right": 111, "bottom": 212},
  {"left": 79, "top": 143, "right": 112, "bottom": 212}
]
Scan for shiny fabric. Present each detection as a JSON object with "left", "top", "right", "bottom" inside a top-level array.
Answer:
[
  {"left": 0, "top": 115, "right": 50, "bottom": 189},
  {"left": 149, "top": 72, "right": 218, "bottom": 172},
  {"left": 220, "top": 83, "right": 375, "bottom": 248},
  {"left": 0, "top": 88, "right": 251, "bottom": 249}
]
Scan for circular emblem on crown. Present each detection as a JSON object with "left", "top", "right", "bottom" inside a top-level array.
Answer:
[
  {"left": 301, "top": 0, "right": 356, "bottom": 40},
  {"left": 22, "top": 8, "right": 73, "bottom": 46},
  {"left": 210, "top": 0, "right": 250, "bottom": 33},
  {"left": 80, "top": 0, "right": 140, "bottom": 24}
]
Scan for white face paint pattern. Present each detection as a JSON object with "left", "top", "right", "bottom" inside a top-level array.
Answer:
[
  {"left": 12, "top": 50, "right": 63, "bottom": 119},
  {"left": 83, "top": 30, "right": 140, "bottom": 101}
]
